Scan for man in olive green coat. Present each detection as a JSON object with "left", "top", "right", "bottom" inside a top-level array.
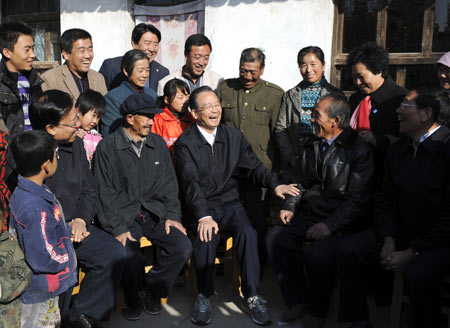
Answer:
[{"left": 217, "top": 48, "right": 283, "bottom": 268}]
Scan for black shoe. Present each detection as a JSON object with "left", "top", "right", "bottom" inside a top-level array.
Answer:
[
  {"left": 70, "top": 314, "right": 94, "bottom": 328},
  {"left": 190, "top": 293, "right": 211, "bottom": 325},
  {"left": 241, "top": 295, "right": 272, "bottom": 326},
  {"left": 122, "top": 305, "right": 142, "bottom": 321},
  {"left": 142, "top": 288, "right": 162, "bottom": 315}
]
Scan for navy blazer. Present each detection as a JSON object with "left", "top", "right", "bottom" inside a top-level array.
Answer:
[{"left": 99, "top": 56, "right": 169, "bottom": 92}]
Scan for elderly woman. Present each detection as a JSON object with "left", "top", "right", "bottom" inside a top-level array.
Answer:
[
  {"left": 437, "top": 51, "right": 450, "bottom": 92},
  {"left": 275, "top": 46, "right": 343, "bottom": 178},
  {"left": 101, "top": 49, "right": 157, "bottom": 135}
]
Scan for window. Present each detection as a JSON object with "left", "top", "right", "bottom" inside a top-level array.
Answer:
[
  {"left": 331, "top": 0, "right": 449, "bottom": 93},
  {"left": 2, "top": 0, "right": 60, "bottom": 71}
]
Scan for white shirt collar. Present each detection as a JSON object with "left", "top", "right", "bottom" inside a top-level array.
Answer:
[
  {"left": 196, "top": 124, "right": 217, "bottom": 146},
  {"left": 419, "top": 125, "right": 441, "bottom": 144}
]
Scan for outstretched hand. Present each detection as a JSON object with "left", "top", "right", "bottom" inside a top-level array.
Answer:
[{"left": 274, "top": 184, "right": 300, "bottom": 199}]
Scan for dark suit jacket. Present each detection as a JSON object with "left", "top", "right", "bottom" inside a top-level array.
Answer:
[{"left": 99, "top": 56, "right": 169, "bottom": 92}]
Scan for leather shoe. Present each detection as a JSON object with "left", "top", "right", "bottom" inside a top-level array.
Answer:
[{"left": 70, "top": 314, "right": 94, "bottom": 328}]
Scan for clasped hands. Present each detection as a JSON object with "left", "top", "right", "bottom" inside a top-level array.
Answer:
[{"left": 379, "top": 236, "right": 416, "bottom": 271}]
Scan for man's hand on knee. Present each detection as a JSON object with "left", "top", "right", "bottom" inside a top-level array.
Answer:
[
  {"left": 165, "top": 219, "right": 187, "bottom": 235},
  {"left": 197, "top": 217, "right": 219, "bottom": 242},
  {"left": 306, "top": 222, "right": 331, "bottom": 240},
  {"left": 279, "top": 210, "right": 294, "bottom": 225},
  {"left": 115, "top": 231, "right": 136, "bottom": 246}
]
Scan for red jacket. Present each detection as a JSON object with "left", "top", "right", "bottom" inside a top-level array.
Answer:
[{"left": 151, "top": 106, "right": 194, "bottom": 152}]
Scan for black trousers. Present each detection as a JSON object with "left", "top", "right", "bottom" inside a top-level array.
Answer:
[
  {"left": 122, "top": 218, "right": 192, "bottom": 308},
  {"left": 337, "top": 228, "right": 450, "bottom": 328},
  {"left": 192, "top": 202, "right": 260, "bottom": 298},
  {"left": 266, "top": 216, "right": 342, "bottom": 317},
  {"left": 70, "top": 225, "right": 127, "bottom": 321}
]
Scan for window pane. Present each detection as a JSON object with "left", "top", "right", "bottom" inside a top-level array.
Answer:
[
  {"left": 30, "top": 22, "right": 60, "bottom": 61},
  {"left": 404, "top": 64, "right": 437, "bottom": 89},
  {"left": 433, "top": 0, "right": 450, "bottom": 52},
  {"left": 4, "top": 0, "right": 58, "bottom": 15},
  {"left": 342, "top": 0, "right": 378, "bottom": 53},
  {"left": 386, "top": 0, "right": 424, "bottom": 53}
]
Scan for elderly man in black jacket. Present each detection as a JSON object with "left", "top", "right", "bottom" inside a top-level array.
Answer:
[
  {"left": 266, "top": 95, "right": 374, "bottom": 327},
  {"left": 337, "top": 86, "right": 450, "bottom": 328},
  {"left": 174, "top": 86, "right": 298, "bottom": 326},
  {"left": 93, "top": 93, "right": 192, "bottom": 321}
]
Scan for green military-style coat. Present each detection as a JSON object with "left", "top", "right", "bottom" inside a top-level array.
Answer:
[{"left": 217, "top": 78, "right": 284, "bottom": 170}]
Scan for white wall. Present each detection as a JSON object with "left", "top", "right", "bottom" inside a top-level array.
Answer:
[
  {"left": 60, "top": 0, "right": 135, "bottom": 71},
  {"left": 204, "top": 0, "right": 335, "bottom": 91}
]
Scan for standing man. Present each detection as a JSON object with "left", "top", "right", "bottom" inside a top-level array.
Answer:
[
  {"left": 0, "top": 21, "right": 43, "bottom": 139},
  {"left": 217, "top": 48, "right": 283, "bottom": 267},
  {"left": 41, "top": 28, "right": 107, "bottom": 100},
  {"left": 99, "top": 23, "right": 169, "bottom": 92},
  {"left": 94, "top": 93, "right": 192, "bottom": 321},
  {"left": 157, "top": 34, "right": 222, "bottom": 95},
  {"left": 174, "top": 86, "right": 298, "bottom": 326}
]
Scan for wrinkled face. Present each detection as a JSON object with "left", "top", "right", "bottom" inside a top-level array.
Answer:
[
  {"left": 437, "top": 64, "right": 450, "bottom": 90},
  {"left": 396, "top": 90, "right": 425, "bottom": 137},
  {"left": 166, "top": 88, "right": 190, "bottom": 113},
  {"left": 311, "top": 98, "right": 337, "bottom": 140},
  {"left": 47, "top": 106, "right": 80, "bottom": 144},
  {"left": 127, "top": 113, "right": 154, "bottom": 139},
  {"left": 133, "top": 31, "right": 159, "bottom": 63},
  {"left": 192, "top": 91, "right": 222, "bottom": 133},
  {"left": 239, "top": 61, "right": 264, "bottom": 89},
  {"left": 3, "top": 34, "right": 35, "bottom": 72},
  {"left": 63, "top": 38, "right": 93, "bottom": 76},
  {"left": 299, "top": 52, "right": 325, "bottom": 84},
  {"left": 351, "top": 62, "right": 384, "bottom": 95},
  {"left": 125, "top": 58, "right": 150, "bottom": 88},
  {"left": 185, "top": 45, "right": 211, "bottom": 77},
  {"left": 79, "top": 109, "right": 100, "bottom": 131}
]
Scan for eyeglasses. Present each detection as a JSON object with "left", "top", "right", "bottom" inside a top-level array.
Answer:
[
  {"left": 197, "top": 103, "right": 221, "bottom": 111},
  {"left": 57, "top": 123, "right": 78, "bottom": 129},
  {"left": 399, "top": 102, "right": 417, "bottom": 108}
]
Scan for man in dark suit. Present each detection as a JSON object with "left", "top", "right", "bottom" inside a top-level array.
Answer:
[{"left": 99, "top": 23, "right": 169, "bottom": 92}]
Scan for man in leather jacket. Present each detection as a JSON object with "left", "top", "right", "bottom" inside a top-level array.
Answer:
[{"left": 266, "top": 94, "right": 374, "bottom": 327}]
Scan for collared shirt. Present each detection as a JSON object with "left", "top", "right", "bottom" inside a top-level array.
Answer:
[
  {"left": 123, "top": 127, "right": 146, "bottom": 157},
  {"left": 196, "top": 124, "right": 217, "bottom": 146},
  {"left": 413, "top": 125, "right": 441, "bottom": 156},
  {"left": 182, "top": 66, "right": 203, "bottom": 92},
  {"left": 67, "top": 64, "right": 89, "bottom": 94}
]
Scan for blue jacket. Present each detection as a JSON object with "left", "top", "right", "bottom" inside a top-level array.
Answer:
[
  {"left": 9, "top": 176, "right": 77, "bottom": 304},
  {"left": 101, "top": 81, "right": 157, "bottom": 136}
]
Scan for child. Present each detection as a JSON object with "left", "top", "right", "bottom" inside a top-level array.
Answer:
[
  {"left": 75, "top": 90, "right": 106, "bottom": 164},
  {"left": 8, "top": 130, "right": 77, "bottom": 328}
]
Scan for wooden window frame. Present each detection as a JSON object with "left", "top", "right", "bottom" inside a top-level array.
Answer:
[{"left": 330, "top": 0, "right": 446, "bottom": 91}]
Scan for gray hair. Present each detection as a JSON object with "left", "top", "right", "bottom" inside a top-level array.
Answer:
[{"left": 320, "top": 94, "right": 350, "bottom": 129}]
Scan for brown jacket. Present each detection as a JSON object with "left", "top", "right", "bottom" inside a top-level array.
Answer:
[{"left": 41, "top": 64, "right": 107, "bottom": 100}]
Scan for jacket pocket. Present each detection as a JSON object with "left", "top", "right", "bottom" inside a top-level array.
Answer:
[
  {"left": 221, "top": 101, "right": 237, "bottom": 124},
  {"left": 254, "top": 105, "right": 271, "bottom": 126}
]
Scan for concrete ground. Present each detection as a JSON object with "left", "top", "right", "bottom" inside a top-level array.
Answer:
[{"left": 101, "top": 267, "right": 391, "bottom": 328}]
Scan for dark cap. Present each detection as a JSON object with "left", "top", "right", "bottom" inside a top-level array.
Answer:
[{"left": 119, "top": 93, "right": 163, "bottom": 116}]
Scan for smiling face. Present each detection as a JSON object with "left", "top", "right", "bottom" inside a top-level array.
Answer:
[
  {"left": 191, "top": 91, "right": 222, "bottom": 133},
  {"left": 396, "top": 90, "right": 428, "bottom": 138},
  {"left": 3, "top": 34, "right": 35, "bottom": 72},
  {"left": 351, "top": 62, "right": 384, "bottom": 95},
  {"left": 239, "top": 61, "right": 264, "bottom": 89},
  {"left": 299, "top": 52, "right": 325, "bottom": 84},
  {"left": 311, "top": 98, "right": 339, "bottom": 140},
  {"left": 124, "top": 58, "right": 150, "bottom": 88},
  {"left": 132, "top": 31, "right": 159, "bottom": 63},
  {"left": 185, "top": 45, "right": 211, "bottom": 78},
  {"left": 46, "top": 106, "right": 80, "bottom": 144},
  {"left": 63, "top": 38, "right": 93, "bottom": 77},
  {"left": 437, "top": 64, "right": 450, "bottom": 90},
  {"left": 166, "top": 88, "right": 190, "bottom": 113},
  {"left": 79, "top": 109, "right": 100, "bottom": 131},
  {"left": 126, "top": 113, "right": 154, "bottom": 140}
]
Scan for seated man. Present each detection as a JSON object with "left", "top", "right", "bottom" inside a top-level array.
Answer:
[
  {"left": 93, "top": 93, "right": 192, "bottom": 321},
  {"left": 174, "top": 86, "right": 298, "bottom": 326},
  {"left": 41, "top": 28, "right": 107, "bottom": 100},
  {"left": 266, "top": 95, "right": 374, "bottom": 327},
  {"left": 337, "top": 86, "right": 450, "bottom": 328}
]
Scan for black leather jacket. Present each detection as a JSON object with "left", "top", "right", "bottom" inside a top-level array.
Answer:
[
  {"left": 0, "top": 60, "right": 43, "bottom": 139},
  {"left": 283, "top": 127, "right": 374, "bottom": 233}
]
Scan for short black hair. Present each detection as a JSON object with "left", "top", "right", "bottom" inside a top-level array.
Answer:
[
  {"left": 184, "top": 34, "right": 212, "bottom": 56},
  {"left": 161, "top": 78, "right": 190, "bottom": 108},
  {"left": 412, "top": 84, "right": 448, "bottom": 122},
  {"left": 240, "top": 48, "right": 265, "bottom": 69},
  {"left": 30, "top": 90, "right": 74, "bottom": 131},
  {"left": 132, "top": 23, "right": 161, "bottom": 44},
  {"left": 0, "top": 20, "right": 32, "bottom": 53},
  {"left": 121, "top": 49, "right": 149, "bottom": 77},
  {"left": 319, "top": 94, "right": 351, "bottom": 129},
  {"left": 347, "top": 42, "right": 390, "bottom": 78},
  {"left": 189, "top": 85, "right": 215, "bottom": 111},
  {"left": 61, "top": 28, "right": 92, "bottom": 54},
  {"left": 75, "top": 90, "right": 106, "bottom": 117},
  {"left": 297, "top": 46, "right": 325, "bottom": 66},
  {"left": 10, "top": 130, "right": 56, "bottom": 178}
]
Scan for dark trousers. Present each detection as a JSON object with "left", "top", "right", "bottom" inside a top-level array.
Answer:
[
  {"left": 192, "top": 202, "right": 260, "bottom": 298},
  {"left": 337, "top": 228, "right": 450, "bottom": 328},
  {"left": 122, "top": 218, "right": 192, "bottom": 308},
  {"left": 266, "top": 217, "right": 342, "bottom": 317},
  {"left": 70, "top": 225, "right": 127, "bottom": 321}
]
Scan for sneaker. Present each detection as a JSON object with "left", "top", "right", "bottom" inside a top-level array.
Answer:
[
  {"left": 241, "top": 295, "right": 272, "bottom": 326},
  {"left": 190, "top": 293, "right": 212, "bottom": 325},
  {"left": 141, "top": 288, "right": 161, "bottom": 315},
  {"left": 279, "top": 303, "right": 307, "bottom": 324},
  {"left": 122, "top": 306, "right": 142, "bottom": 321},
  {"left": 298, "top": 313, "right": 326, "bottom": 328}
]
